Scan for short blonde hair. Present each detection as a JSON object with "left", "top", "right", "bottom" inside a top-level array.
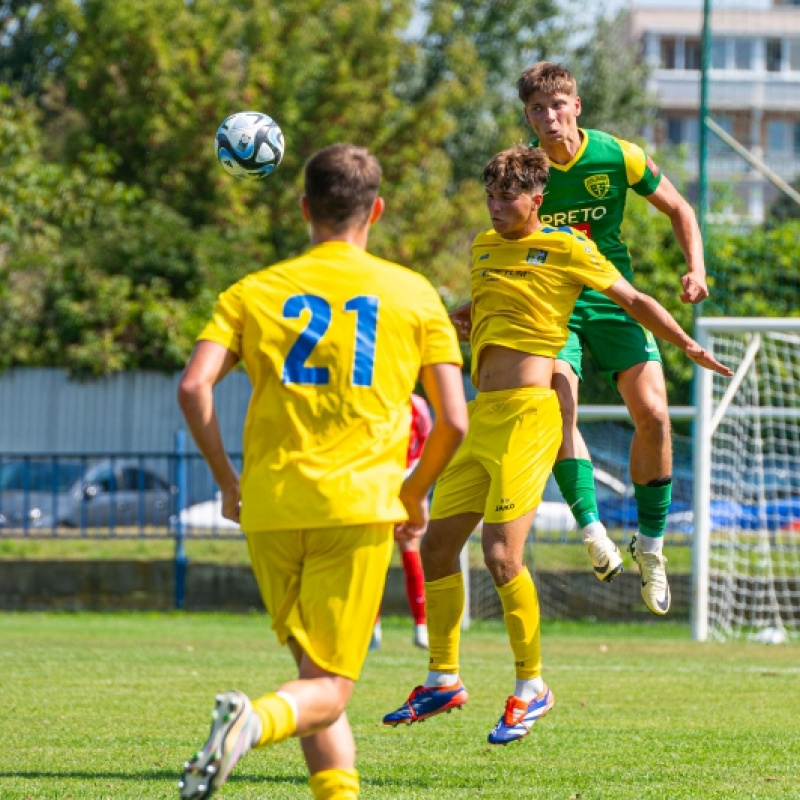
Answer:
[{"left": 517, "top": 62, "right": 577, "bottom": 104}]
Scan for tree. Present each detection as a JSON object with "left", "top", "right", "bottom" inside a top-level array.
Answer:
[
  {"left": 408, "top": 0, "right": 573, "bottom": 186},
  {"left": 571, "top": 10, "right": 656, "bottom": 141},
  {"left": 0, "top": 88, "right": 205, "bottom": 376}
]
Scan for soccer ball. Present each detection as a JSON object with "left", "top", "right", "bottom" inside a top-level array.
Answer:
[{"left": 215, "top": 111, "right": 284, "bottom": 179}]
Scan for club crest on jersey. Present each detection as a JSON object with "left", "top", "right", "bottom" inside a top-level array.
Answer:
[
  {"left": 584, "top": 174, "right": 610, "bottom": 199},
  {"left": 526, "top": 249, "right": 548, "bottom": 265}
]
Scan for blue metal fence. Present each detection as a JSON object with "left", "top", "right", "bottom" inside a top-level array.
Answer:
[{"left": 0, "top": 434, "right": 248, "bottom": 608}]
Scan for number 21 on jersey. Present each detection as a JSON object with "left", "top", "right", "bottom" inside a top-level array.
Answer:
[{"left": 282, "top": 293, "right": 378, "bottom": 387}]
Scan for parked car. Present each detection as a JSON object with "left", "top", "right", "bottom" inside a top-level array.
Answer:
[
  {"left": 178, "top": 492, "right": 240, "bottom": 531},
  {"left": 0, "top": 459, "right": 177, "bottom": 529}
]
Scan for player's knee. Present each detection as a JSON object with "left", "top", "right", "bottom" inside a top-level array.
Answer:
[
  {"left": 482, "top": 546, "right": 520, "bottom": 586},
  {"left": 420, "top": 532, "right": 460, "bottom": 575},
  {"left": 314, "top": 676, "right": 352, "bottom": 722},
  {"left": 632, "top": 403, "right": 670, "bottom": 439}
]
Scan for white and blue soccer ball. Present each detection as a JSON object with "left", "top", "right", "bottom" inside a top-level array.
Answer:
[{"left": 215, "top": 111, "right": 284, "bottom": 179}]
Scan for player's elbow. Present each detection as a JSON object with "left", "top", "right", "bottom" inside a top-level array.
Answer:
[
  {"left": 177, "top": 374, "right": 205, "bottom": 415},
  {"left": 443, "top": 412, "right": 469, "bottom": 448},
  {"left": 431, "top": 413, "right": 468, "bottom": 456}
]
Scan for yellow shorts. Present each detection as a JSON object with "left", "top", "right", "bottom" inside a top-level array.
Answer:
[
  {"left": 245, "top": 523, "right": 394, "bottom": 681},
  {"left": 430, "top": 387, "right": 562, "bottom": 523}
]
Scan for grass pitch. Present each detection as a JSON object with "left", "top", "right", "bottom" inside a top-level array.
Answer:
[{"left": 0, "top": 613, "right": 798, "bottom": 799}]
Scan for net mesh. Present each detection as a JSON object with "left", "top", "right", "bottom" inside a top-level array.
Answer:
[{"left": 704, "top": 326, "right": 800, "bottom": 642}]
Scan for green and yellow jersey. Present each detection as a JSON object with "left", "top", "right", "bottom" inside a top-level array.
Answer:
[
  {"left": 530, "top": 128, "right": 662, "bottom": 293},
  {"left": 199, "top": 240, "right": 462, "bottom": 532},
  {"left": 469, "top": 225, "right": 621, "bottom": 387}
]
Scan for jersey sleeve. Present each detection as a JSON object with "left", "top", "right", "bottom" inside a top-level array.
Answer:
[
  {"left": 197, "top": 280, "right": 245, "bottom": 356},
  {"left": 617, "top": 138, "right": 663, "bottom": 197},
  {"left": 568, "top": 235, "right": 622, "bottom": 293},
  {"left": 416, "top": 280, "right": 463, "bottom": 368}
]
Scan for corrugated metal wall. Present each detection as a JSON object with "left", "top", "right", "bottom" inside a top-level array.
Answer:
[{"left": 0, "top": 368, "right": 252, "bottom": 455}]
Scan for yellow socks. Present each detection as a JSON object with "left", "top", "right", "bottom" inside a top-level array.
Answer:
[
  {"left": 309, "top": 768, "right": 360, "bottom": 799},
  {"left": 425, "top": 572, "right": 465, "bottom": 673},
  {"left": 251, "top": 691, "right": 297, "bottom": 748},
  {"left": 497, "top": 567, "right": 542, "bottom": 680}
]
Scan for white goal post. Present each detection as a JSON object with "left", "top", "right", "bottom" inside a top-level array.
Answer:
[{"left": 693, "top": 318, "right": 800, "bottom": 642}]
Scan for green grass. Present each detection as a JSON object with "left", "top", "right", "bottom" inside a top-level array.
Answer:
[
  {"left": 0, "top": 533, "right": 696, "bottom": 573},
  {"left": 1, "top": 613, "right": 798, "bottom": 799}
]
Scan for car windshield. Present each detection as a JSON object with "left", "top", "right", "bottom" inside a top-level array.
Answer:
[{"left": 0, "top": 461, "right": 84, "bottom": 492}]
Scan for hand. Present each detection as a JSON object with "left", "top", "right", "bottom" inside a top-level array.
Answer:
[
  {"left": 395, "top": 488, "right": 429, "bottom": 542},
  {"left": 220, "top": 483, "right": 242, "bottom": 523},
  {"left": 680, "top": 272, "right": 709, "bottom": 304},
  {"left": 449, "top": 302, "right": 472, "bottom": 342},
  {"left": 686, "top": 344, "right": 734, "bottom": 377}
]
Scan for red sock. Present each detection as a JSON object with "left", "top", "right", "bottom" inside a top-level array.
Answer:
[{"left": 402, "top": 550, "right": 426, "bottom": 624}]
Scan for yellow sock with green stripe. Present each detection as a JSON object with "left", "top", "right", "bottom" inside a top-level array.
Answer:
[
  {"left": 497, "top": 567, "right": 542, "bottom": 680},
  {"left": 251, "top": 691, "right": 296, "bottom": 748},
  {"left": 309, "top": 768, "right": 360, "bottom": 799},
  {"left": 425, "top": 572, "right": 464, "bottom": 674}
]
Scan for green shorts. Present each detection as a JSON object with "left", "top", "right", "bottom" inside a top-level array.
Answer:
[{"left": 558, "top": 290, "right": 662, "bottom": 392}]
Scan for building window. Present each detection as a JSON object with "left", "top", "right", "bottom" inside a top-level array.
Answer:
[
  {"left": 660, "top": 38, "right": 677, "bottom": 69},
  {"left": 664, "top": 117, "right": 699, "bottom": 148},
  {"left": 766, "top": 39, "right": 783, "bottom": 72},
  {"left": 711, "top": 37, "right": 728, "bottom": 69},
  {"left": 767, "top": 120, "right": 800, "bottom": 153},
  {"left": 685, "top": 38, "right": 702, "bottom": 70},
  {"left": 685, "top": 117, "right": 699, "bottom": 145},
  {"left": 789, "top": 39, "right": 800, "bottom": 71},
  {"left": 768, "top": 120, "right": 789, "bottom": 152},
  {"left": 734, "top": 38, "right": 753, "bottom": 70},
  {"left": 667, "top": 118, "right": 683, "bottom": 145}
]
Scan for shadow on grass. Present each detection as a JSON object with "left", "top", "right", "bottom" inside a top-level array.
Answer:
[
  {"left": 1, "top": 769, "right": 305, "bottom": 787},
  {"left": 2, "top": 768, "right": 470, "bottom": 791}
]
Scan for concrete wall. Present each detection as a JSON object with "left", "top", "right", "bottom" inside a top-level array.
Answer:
[{"left": 0, "top": 560, "right": 691, "bottom": 621}]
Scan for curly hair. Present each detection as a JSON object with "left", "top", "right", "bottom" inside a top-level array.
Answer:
[{"left": 483, "top": 145, "right": 550, "bottom": 195}]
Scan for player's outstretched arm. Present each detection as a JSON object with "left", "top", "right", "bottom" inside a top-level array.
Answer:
[
  {"left": 602, "top": 278, "right": 733, "bottom": 378},
  {"left": 646, "top": 175, "right": 709, "bottom": 305},
  {"left": 396, "top": 362, "right": 468, "bottom": 539},
  {"left": 177, "top": 340, "right": 242, "bottom": 521}
]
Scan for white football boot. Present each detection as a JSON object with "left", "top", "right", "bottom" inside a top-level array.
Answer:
[{"left": 629, "top": 534, "right": 671, "bottom": 615}]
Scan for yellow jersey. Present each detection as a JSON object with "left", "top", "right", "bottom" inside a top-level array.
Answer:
[
  {"left": 199, "top": 240, "right": 462, "bottom": 531},
  {"left": 470, "top": 225, "right": 621, "bottom": 387}
]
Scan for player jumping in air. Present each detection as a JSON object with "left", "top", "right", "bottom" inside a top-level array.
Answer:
[
  {"left": 384, "top": 145, "right": 731, "bottom": 745},
  {"left": 451, "top": 62, "right": 708, "bottom": 615}
]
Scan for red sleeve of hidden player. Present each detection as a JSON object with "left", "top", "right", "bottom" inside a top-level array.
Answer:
[{"left": 406, "top": 393, "right": 433, "bottom": 468}]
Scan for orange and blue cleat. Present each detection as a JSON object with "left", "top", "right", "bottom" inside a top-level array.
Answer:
[
  {"left": 382, "top": 681, "right": 468, "bottom": 726},
  {"left": 486, "top": 685, "right": 554, "bottom": 745}
]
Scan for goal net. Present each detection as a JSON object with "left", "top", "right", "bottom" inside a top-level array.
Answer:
[{"left": 693, "top": 318, "right": 800, "bottom": 642}]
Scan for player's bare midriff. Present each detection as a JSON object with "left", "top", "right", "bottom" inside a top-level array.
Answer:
[{"left": 477, "top": 344, "right": 555, "bottom": 392}]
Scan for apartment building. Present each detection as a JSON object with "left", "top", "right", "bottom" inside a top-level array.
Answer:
[{"left": 628, "top": 1, "right": 800, "bottom": 223}]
